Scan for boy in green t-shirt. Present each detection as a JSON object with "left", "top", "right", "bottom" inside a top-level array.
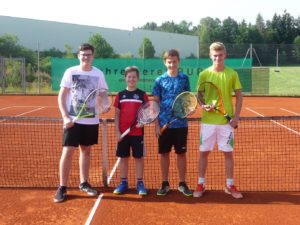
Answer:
[{"left": 194, "top": 42, "right": 243, "bottom": 199}]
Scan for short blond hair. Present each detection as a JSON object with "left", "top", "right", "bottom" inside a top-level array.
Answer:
[{"left": 209, "top": 42, "right": 226, "bottom": 52}]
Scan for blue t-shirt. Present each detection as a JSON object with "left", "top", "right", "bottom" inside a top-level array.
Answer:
[{"left": 152, "top": 72, "right": 190, "bottom": 128}]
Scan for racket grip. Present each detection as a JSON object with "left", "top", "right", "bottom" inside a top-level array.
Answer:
[
  {"left": 225, "top": 114, "right": 238, "bottom": 129},
  {"left": 119, "top": 128, "right": 130, "bottom": 140},
  {"left": 160, "top": 125, "right": 168, "bottom": 134}
]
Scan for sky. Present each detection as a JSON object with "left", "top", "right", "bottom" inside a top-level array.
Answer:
[{"left": 1, "top": 0, "right": 299, "bottom": 30}]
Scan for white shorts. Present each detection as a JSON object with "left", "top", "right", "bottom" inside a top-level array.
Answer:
[{"left": 200, "top": 123, "right": 234, "bottom": 152}]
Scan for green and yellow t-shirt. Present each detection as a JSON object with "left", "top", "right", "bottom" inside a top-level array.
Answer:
[{"left": 197, "top": 66, "right": 242, "bottom": 124}]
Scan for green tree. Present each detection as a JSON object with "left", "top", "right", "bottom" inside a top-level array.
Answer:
[
  {"left": 138, "top": 38, "right": 155, "bottom": 58},
  {"left": 64, "top": 44, "right": 74, "bottom": 58},
  {"left": 88, "top": 33, "right": 115, "bottom": 58}
]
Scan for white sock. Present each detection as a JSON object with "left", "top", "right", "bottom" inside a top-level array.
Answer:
[
  {"left": 226, "top": 178, "right": 234, "bottom": 187},
  {"left": 198, "top": 177, "right": 205, "bottom": 185}
]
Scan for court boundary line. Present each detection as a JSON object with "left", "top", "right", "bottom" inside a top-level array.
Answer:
[
  {"left": 246, "top": 107, "right": 300, "bottom": 135},
  {"left": 280, "top": 108, "right": 300, "bottom": 116},
  {"left": 84, "top": 157, "right": 120, "bottom": 224},
  {"left": 84, "top": 194, "right": 103, "bottom": 225}
]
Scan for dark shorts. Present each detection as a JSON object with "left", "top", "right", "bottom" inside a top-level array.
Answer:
[
  {"left": 62, "top": 123, "right": 99, "bottom": 147},
  {"left": 158, "top": 127, "right": 188, "bottom": 154},
  {"left": 116, "top": 135, "right": 145, "bottom": 158}
]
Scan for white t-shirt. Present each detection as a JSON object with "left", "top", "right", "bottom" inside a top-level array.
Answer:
[{"left": 60, "top": 65, "right": 108, "bottom": 124}]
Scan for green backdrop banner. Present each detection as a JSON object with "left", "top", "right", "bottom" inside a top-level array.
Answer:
[{"left": 51, "top": 58, "right": 252, "bottom": 93}]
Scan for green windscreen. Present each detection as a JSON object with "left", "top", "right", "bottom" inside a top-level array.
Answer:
[{"left": 51, "top": 58, "right": 252, "bottom": 93}]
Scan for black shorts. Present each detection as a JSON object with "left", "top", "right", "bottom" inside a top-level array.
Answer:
[
  {"left": 62, "top": 123, "right": 99, "bottom": 147},
  {"left": 158, "top": 127, "right": 188, "bottom": 154},
  {"left": 116, "top": 135, "right": 145, "bottom": 158}
]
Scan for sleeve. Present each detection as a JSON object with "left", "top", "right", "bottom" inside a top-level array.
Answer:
[
  {"left": 233, "top": 70, "right": 242, "bottom": 90},
  {"left": 113, "top": 93, "right": 120, "bottom": 109},
  {"left": 98, "top": 70, "right": 109, "bottom": 90},
  {"left": 185, "top": 75, "right": 191, "bottom": 92},
  {"left": 60, "top": 68, "right": 72, "bottom": 88},
  {"left": 143, "top": 93, "right": 149, "bottom": 103},
  {"left": 152, "top": 78, "right": 161, "bottom": 97}
]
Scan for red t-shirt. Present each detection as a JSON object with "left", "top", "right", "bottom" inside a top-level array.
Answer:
[{"left": 114, "top": 88, "right": 149, "bottom": 136}]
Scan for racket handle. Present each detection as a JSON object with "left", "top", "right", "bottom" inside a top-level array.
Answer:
[
  {"left": 224, "top": 114, "right": 238, "bottom": 129},
  {"left": 160, "top": 125, "right": 168, "bottom": 134},
  {"left": 119, "top": 128, "right": 130, "bottom": 140}
]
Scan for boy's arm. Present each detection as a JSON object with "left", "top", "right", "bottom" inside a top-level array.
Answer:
[
  {"left": 58, "top": 87, "right": 72, "bottom": 128},
  {"left": 114, "top": 107, "right": 121, "bottom": 141},
  {"left": 153, "top": 96, "right": 161, "bottom": 138},
  {"left": 230, "top": 89, "right": 243, "bottom": 127}
]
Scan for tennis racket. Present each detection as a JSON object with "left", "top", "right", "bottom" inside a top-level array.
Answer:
[
  {"left": 119, "top": 100, "right": 160, "bottom": 141},
  {"left": 198, "top": 81, "right": 237, "bottom": 128},
  {"left": 72, "top": 88, "right": 113, "bottom": 123},
  {"left": 160, "top": 91, "right": 197, "bottom": 134}
]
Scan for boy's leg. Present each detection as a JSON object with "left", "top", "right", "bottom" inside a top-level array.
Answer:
[
  {"left": 160, "top": 152, "right": 170, "bottom": 181},
  {"left": 79, "top": 145, "right": 91, "bottom": 183},
  {"left": 135, "top": 157, "right": 148, "bottom": 195},
  {"left": 177, "top": 152, "right": 186, "bottom": 182},
  {"left": 59, "top": 146, "right": 75, "bottom": 186}
]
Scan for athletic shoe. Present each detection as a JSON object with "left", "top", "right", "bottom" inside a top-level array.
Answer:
[
  {"left": 113, "top": 182, "right": 128, "bottom": 195},
  {"left": 79, "top": 181, "right": 98, "bottom": 196},
  {"left": 157, "top": 181, "right": 170, "bottom": 196},
  {"left": 193, "top": 183, "right": 205, "bottom": 197},
  {"left": 53, "top": 186, "right": 67, "bottom": 203},
  {"left": 178, "top": 182, "right": 193, "bottom": 197},
  {"left": 137, "top": 182, "right": 148, "bottom": 196},
  {"left": 224, "top": 185, "right": 243, "bottom": 199}
]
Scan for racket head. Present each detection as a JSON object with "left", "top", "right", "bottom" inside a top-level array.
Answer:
[
  {"left": 198, "top": 81, "right": 226, "bottom": 115},
  {"left": 172, "top": 92, "right": 197, "bottom": 118},
  {"left": 98, "top": 89, "right": 113, "bottom": 114},
  {"left": 136, "top": 100, "right": 160, "bottom": 125},
  {"left": 73, "top": 88, "right": 99, "bottom": 122}
]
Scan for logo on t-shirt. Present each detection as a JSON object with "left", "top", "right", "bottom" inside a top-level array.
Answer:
[{"left": 133, "top": 94, "right": 140, "bottom": 100}]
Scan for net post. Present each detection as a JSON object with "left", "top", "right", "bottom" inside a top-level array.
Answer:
[{"left": 101, "top": 118, "right": 108, "bottom": 187}]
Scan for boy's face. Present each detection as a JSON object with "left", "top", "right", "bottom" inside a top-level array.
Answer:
[
  {"left": 164, "top": 56, "right": 179, "bottom": 74},
  {"left": 78, "top": 49, "right": 94, "bottom": 69},
  {"left": 209, "top": 49, "right": 226, "bottom": 67},
  {"left": 125, "top": 71, "right": 139, "bottom": 89}
]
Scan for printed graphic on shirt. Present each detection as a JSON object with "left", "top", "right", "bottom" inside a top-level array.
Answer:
[{"left": 69, "top": 74, "right": 99, "bottom": 117}]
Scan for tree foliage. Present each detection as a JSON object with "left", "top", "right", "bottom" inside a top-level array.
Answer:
[
  {"left": 88, "top": 33, "right": 115, "bottom": 58},
  {"left": 138, "top": 38, "right": 155, "bottom": 58}
]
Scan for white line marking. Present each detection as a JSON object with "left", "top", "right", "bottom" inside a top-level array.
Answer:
[
  {"left": 15, "top": 107, "right": 46, "bottom": 117},
  {"left": 280, "top": 108, "right": 300, "bottom": 116},
  {"left": 108, "top": 157, "right": 121, "bottom": 184},
  {"left": 84, "top": 157, "right": 120, "bottom": 225},
  {"left": 84, "top": 194, "right": 103, "bottom": 225},
  {"left": 246, "top": 107, "right": 300, "bottom": 136}
]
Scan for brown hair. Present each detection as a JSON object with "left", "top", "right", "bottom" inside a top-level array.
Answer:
[
  {"left": 125, "top": 66, "right": 139, "bottom": 78},
  {"left": 78, "top": 43, "right": 94, "bottom": 54},
  {"left": 163, "top": 49, "right": 180, "bottom": 61}
]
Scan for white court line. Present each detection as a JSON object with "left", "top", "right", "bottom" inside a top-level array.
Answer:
[
  {"left": 280, "top": 108, "right": 300, "bottom": 116},
  {"left": 84, "top": 194, "right": 104, "bottom": 225},
  {"left": 15, "top": 107, "right": 46, "bottom": 117},
  {"left": 107, "top": 157, "right": 121, "bottom": 185},
  {"left": 84, "top": 157, "right": 121, "bottom": 225},
  {"left": 246, "top": 107, "right": 300, "bottom": 136}
]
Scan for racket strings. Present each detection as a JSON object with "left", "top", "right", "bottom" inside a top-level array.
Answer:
[
  {"left": 173, "top": 93, "right": 197, "bottom": 118},
  {"left": 137, "top": 101, "right": 160, "bottom": 124}
]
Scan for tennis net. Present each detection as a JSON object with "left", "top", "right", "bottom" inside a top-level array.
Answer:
[{"left": 0, "top": 116, "right": 300, "bottom": 191}]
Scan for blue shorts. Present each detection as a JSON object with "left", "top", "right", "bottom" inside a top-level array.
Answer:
[
  {"left": 116, "top": 135, "right": 145, "bottom": 158},
  {"left": 62, "top": 123, "right": 99, "bottom": 147},
  {"left": 158, "top": 127, "right": 188, "bottom": 154}
]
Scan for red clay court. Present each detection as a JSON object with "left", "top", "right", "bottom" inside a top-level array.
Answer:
[{"left": 1, "top": 95, "right": 300, "bottom": 225}]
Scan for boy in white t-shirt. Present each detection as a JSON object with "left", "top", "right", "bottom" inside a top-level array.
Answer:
[{"left": 54, "top": 43, "right": 108, "bottom": 203}]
